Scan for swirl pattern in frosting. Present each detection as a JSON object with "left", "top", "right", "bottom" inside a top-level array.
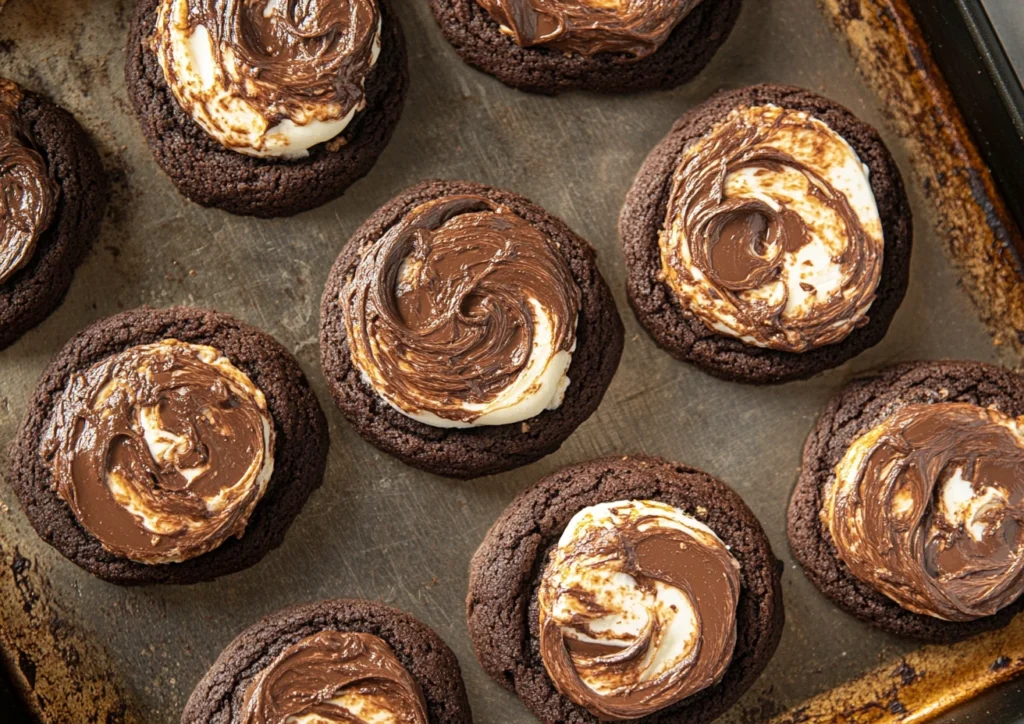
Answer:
[
  {"left": 341, "top": 194, "right": 581, "bottom": 428},
  {"left": 241, "top": 631, "right": 428, "bottom": 724},
  {"left": 0, "top": 79, "right": 57, "bottom": 285},
  {"left": 153, "top": 0, "right": 382, "bottom": 157},
  {"left": 826, "top": 402, "right": 1024, "bottom": 621},
  {"left": 42, "top": 339, "right": 275, "bottom": 564},
  {"left": 474, "top": 0, "right": 701, "bottom": 58},
  {"left": 537, "top": 500, "right": 741, "bottom": 720},
  {"left": 659, "top": 104, "right": 884, "bottom": 353}
]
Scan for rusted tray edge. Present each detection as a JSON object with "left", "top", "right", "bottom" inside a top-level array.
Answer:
[
  {"left": 2, "top": 0, "right": 1024, "bottom": 722},
  {"left": 822, "top": 0, "right": 1024, "bottom": 357},
  {"left": 766, "top": 0, "right": 1024, "bottom": 721},
  {"left": 770, "top": 615, "right": 1024, "bottom": 723},
  {"left": 0, "top": 534, "right": 140, "bottom": 722}
]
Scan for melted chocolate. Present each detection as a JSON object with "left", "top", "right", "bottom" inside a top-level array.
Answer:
[
  {"left": 41, "top": 340, "right": 274, "bottom": 564},
  {"left": 828, "top": 402, "right": 1024, "bottom": 621},
  {"left": 160, "top": 0, "right": 379, "bottom": 126},
  {"left": 475, "top": 0, "right": 701, "bottom": 58},
  {"left": 661, "top": 106, "right": 882, "bottom": 352},
  {"left": 241, "top": 631, "right": 428, "bottom": 724},
  {"left": 342, "top": 194, "right": 580, "bottom": 424},
  {"left": 0, "top": 79, "right": 57, "bottom": 285},
  {"left": 538, "top": 503, "right": 740, "bottom": 720}
]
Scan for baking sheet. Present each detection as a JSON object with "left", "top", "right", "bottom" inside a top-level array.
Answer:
[{"left": 0, "top": 0, "right": 1021, "bottom": 721}]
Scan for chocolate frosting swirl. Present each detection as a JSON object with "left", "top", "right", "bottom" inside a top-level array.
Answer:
[
  {"left": 827, "top": 402, "right": 1024, "bottom": 621},
  {"left": 475, "top": 0, "right": 700, "bottom": 58},
  {"left": 342, "top": 194, "right": 580, "bottom": 426},
  {"left": 538, "top": 501, "right": 741, "bottom": 720},
  {"left": 42, "top": 340, "right": 275, "bottom": 565},
  {"left": 660, "top": 105, "right": 883, "bottom": 353},
  {"left": 155, "top": 0, "right": 380, "bottom": 150},
  {"left": 0, "top": 79, "right": 57, "bottom": 285},
  {"left": 241, "top": 631, "right": 428, "bottom": 724}
]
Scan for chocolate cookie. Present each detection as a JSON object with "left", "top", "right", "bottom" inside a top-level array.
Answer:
[
  {"left": 468, "top": 455, "right": 784, "bottom": 723},
  {"left": 319, "top": 180, "right": 624, "bottom": 480},
  {"left": 8, "top": 306, "right": 329, "bottom": 585},
  {"left": 0, "top": 78, "right": 105, "bottom": 351},
  {"left": 429, "top": 0, "right": 741, "bottom": 95},
  {"left": 124, "top": 0, "right": 408, "bottom": 218},
  {"left": 788, "top": 360, "right": 1024, "bottom": 642},
  {"left": 620, "top": 84, "right": 912, "bottom": 384},
  {"left": 182, "top": 598, "right": 472, "bottom": 723}
]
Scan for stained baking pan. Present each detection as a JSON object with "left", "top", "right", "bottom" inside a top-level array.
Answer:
[
  {"left": 907, "top": 0, "right": 1024, "bottom": 254},
  {"left": 1, "top": 0, "right": 1023, "bottom": 722}
]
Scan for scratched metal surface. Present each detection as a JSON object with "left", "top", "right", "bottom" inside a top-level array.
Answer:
[{"left": 0, "top": 0, "right": 1021, "bottom": 721}]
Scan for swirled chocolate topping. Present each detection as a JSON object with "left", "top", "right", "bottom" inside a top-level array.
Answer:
[
  {"left": 342, "top": 194, "right": 581, "bottom": 428},
  {"left": 659, "top": 104, "right": 884, "bottom": 353},
  {"left": 475, "top": 0, "right": 701, "bottom": 58},
  {"left": 0, "top": 79, "right": 57, "bottom": 285},
  {"left": 538, "top": 500, "right": 741, "bottom": 720},
  {"left": 826, "top": 402, "right": 1024, "bottom": 621},
  {"left": 41, "top": 339, "right": 275, "bottom": 565},
  {"left": 241, "top": 631, "right": 428, "bottom": 724},
  {"left": 153, "top": 0, "right": 381, "bottom": 157}
]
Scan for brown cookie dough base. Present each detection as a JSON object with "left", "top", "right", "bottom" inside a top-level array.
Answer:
[
  {"left": 182, "top": 599, "right": 472, "bottom": 724},
  {"left": 8, "top": 306, "right": 329, "bottom": 586},
  {"left": 319, "top": 180, "right": 624, "bottom": 480},
  {"left": 124, "top": 0, "right": 408, "bottom": 218},
  {"left": 620, "top": 84, "right": 912, "bottom": 384},
  {"left": 0, "top": 82, "right": 105, "bottom": 350},
  {"left": 429, "top": 0, "right": 741, "bottom": 95},
  {"left": 467, "top": 455, "right": 784, "bottom": 724},
  {"left": 788, "top": 360, "right": 1024, "bottom": 642}
]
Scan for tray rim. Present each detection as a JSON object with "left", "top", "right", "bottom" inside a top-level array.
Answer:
[{"left": 1, "top": 0, "right": 1023, "bottom": 721}]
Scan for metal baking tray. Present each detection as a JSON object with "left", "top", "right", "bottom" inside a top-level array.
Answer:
[{"left": 1, "top": 0, "right": 1023, "bottom": 721}]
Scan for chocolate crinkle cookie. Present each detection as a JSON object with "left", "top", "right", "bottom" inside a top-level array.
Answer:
[
  {"left": 8, "top": 306, "right": 329, "bottom": 585},
  {"left": 320, "top": 179, "right": 624, "bottom": 479},
  {"left": 125, "top": 0, "right": 408, "bottom": 218},
  {"left": 468, "top": 455, "right": 784, "bottom": 723},
  {"left": 620, "top": 84, "right": 912, "bottom": 384},
  {"left": 789, "top": 360, "right": 1024, "bottom": 642},
  {"left": 0, "top": 77, "right": 105, "bottom": 350},
  {"left": 182, "top": 598, "right": 472, "bottom": 724},
  {"left": 429, "top": 0, "right": 741, "bottom": 95}
]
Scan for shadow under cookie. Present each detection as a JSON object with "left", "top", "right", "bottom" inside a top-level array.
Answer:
[
  {"left": 8, "top": 306, "right": 329, "bottom": 585},
  {"left": 319, "top": 179, "right": 624, "bottom": 480},
  {"left": 0, "top": 79, "right": 105, "bottom": 351},
  {"left": 182, "top": 598, "right": 472, "bottom": 723},
  {"left": 620, "top": 84, "right": 913, "bottom": 384},
  {"left": 124, "top": 0, "right": 408, "bottom": 218},
  {"left": 429, "top": 0, "right": 741, "bottom": 95},
  {"left": 788, "top": 360, "right": 1024, "bottom": 642},
  {"left": 468, "top": 455, "right": 784, "bottom": 724}
]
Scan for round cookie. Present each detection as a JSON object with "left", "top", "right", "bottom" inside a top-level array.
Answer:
[
  {"left": 429, "top": 0, "right": 741, "bottom": 95},
  {"left": 182, "top": 599, "right": 472, "bottom": 723},
  {"left": 124, "top": 0, "right": 408, "bottom": 218},
  {"left": 0, "top": 79, "right": 105, "bottom": 351},
  {"left": 788, "top": 360, "right": 1024, "bottom": 642},
  {"left": 319, "top": 179, "right": 624, "bottom": 480},
  {"left": 620, "top": 84, "right": 912, "bottom": 384},
  {"left": 7, "top": 306, "right": 329, "bottom": 586},
  {"left": 467, "top": 455, "right": 784, "bottom": 724}
]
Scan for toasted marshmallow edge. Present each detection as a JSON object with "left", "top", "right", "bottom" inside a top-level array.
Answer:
[
  {"left": 544, "top": 500, "right": 738, "bottom": 695},
  {"left": 360, "top": 298, "right": 577, "bottom": 429},
  {"left": 100, "top": 341, "right": 274, "bottom": 556},
  {"left": 664, "top": 104, "right": 885, "bottom": 348},
  {"left": 156, "top": 0, "right": 381, "bottom": 158},
  {"left": 287, "top": 690, "right": 398, "bottom": 724},
  {"left": 828, "top": 405, "right": 1024, "bottom": 618}
]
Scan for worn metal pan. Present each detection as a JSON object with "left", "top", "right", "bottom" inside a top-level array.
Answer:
[{"left": 0, "top": 0, "right": 1022, "bottom": 721}]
